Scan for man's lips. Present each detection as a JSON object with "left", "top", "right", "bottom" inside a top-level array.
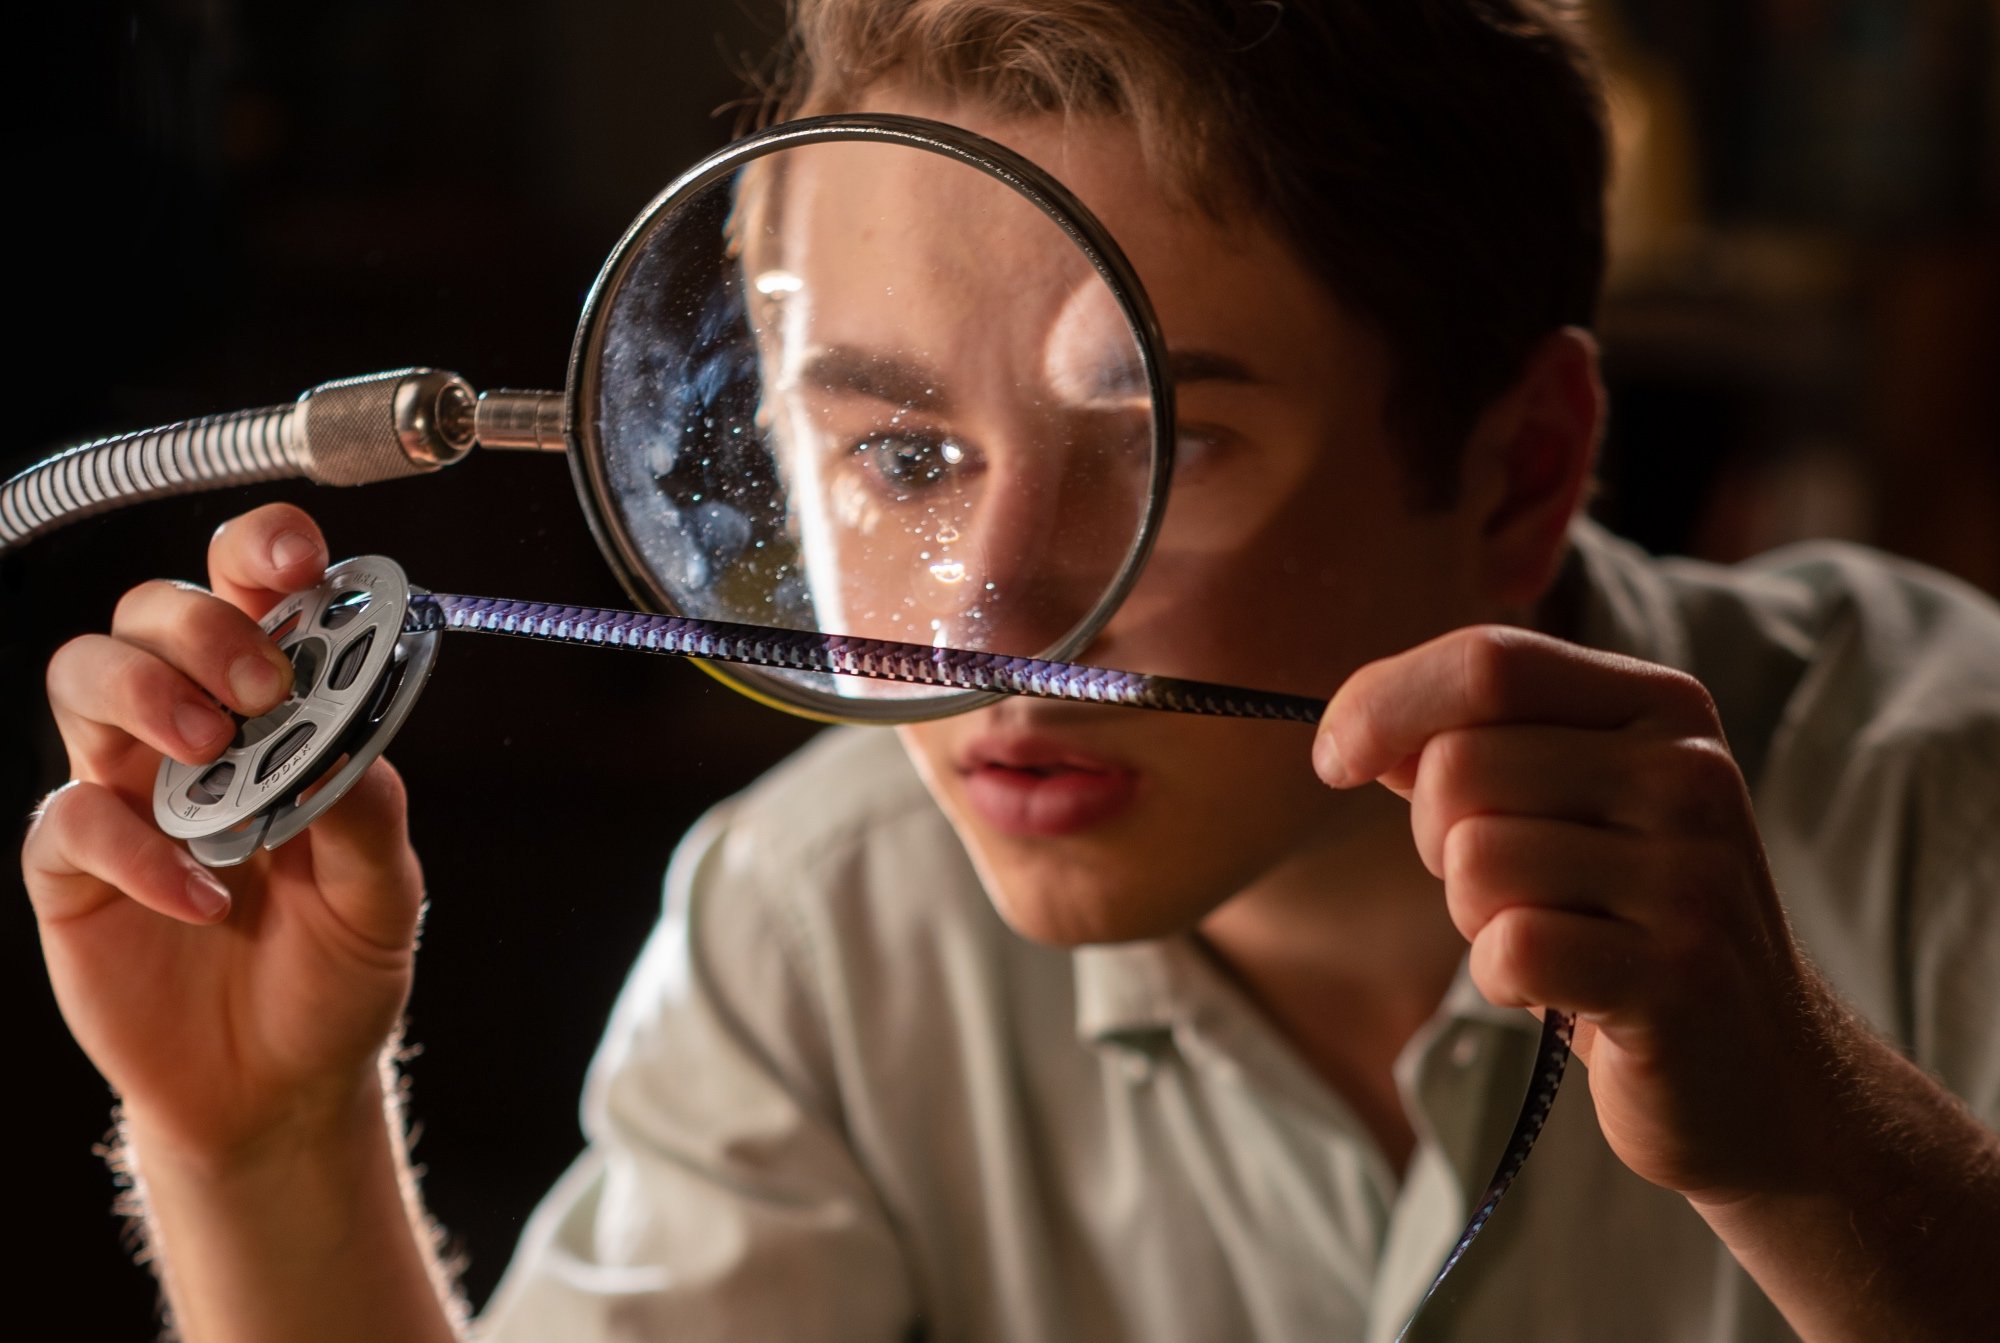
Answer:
[{"left": 957, "top": 736, "right": 1139, "bottom": 837}]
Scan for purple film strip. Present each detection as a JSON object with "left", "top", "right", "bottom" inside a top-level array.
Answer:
[
  {"left": 1394, "top": 1010, "right": 1575, "bottom": 1340},
  {"left": 411, "top": 592, "right": 1327, "bottom": 723}
]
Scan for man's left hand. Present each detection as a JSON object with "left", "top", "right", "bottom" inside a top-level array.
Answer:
[{"left": 1316, "top": 624, "right": 1834, "bottom": 1203}]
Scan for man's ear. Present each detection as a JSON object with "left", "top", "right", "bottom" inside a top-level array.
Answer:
[{"left": 1458, "top": 326, "right": 1604, "bottom": 609}]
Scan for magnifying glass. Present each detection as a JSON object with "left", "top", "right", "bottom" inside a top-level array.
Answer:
[{"left": 571, "top": 114, "right": 1172, "bottom": 721}]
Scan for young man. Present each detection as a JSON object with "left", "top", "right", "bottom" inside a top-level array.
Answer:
[{"left": 23, "top": 2, "right": 2000, "bottom": 1340}]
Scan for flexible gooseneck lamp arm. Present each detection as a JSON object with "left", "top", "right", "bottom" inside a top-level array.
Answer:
[{"left": 0, "top": 369, "right": 565, "bottom": 555}]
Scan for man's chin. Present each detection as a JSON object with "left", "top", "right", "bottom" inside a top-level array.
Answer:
[{"left": 976, "top": 862, "right": 1214, "bottom": 948}]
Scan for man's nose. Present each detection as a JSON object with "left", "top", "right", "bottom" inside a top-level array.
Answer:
[{"left": 939, "top": 438, "right": 1148, "bottom": 658}]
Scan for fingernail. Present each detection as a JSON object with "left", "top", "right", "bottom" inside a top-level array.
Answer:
[
  {"left": 1313, "top": 730, "right": 1351, "bottom": 787},
  {"left": 270, "top": 530, "right": 321, "bottom": 572},
  {"left": 174, "top": 700, "right": 231, "bottom": 750},
  {"left": 229, "top": 652, "right": 286, "bottom": 710},
  {"left": 184, "top": 865, "right": 232, "bottom": 921}
]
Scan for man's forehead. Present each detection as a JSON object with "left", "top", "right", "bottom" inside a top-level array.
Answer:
[
  {"left": 749, "top": 142, "right": 1128, "bottom": 399},
  {"left": 736, "top": 112, "right": 1360, "bottom": 415},
  {"left": 778, "top": 142, "right": 1079, "bottom": 267}
]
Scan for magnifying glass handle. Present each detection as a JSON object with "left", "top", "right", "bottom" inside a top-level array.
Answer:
[{"left": 0, "top": 369, "right": 484, "bottom": 553}]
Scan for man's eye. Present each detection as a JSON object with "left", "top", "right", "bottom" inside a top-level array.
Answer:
[
  {"left": 1170, "top": 425, "right": 1235, "bottom": 479},
  {"left": 852, "top": 433, "right": 969, "bottom": 494}
]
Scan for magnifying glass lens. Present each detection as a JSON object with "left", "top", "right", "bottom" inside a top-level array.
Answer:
[{"left": 578, "top": 122, "right": 1167, "bottom": 721}]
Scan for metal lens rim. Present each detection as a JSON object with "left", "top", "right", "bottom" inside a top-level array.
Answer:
[{"left": 563, "top": 113, "right": 1176, "bottom": 725}]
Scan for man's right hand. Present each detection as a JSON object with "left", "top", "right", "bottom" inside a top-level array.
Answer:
[{"left": 23, "top": 502, "right": 427, "bottom": 1166}]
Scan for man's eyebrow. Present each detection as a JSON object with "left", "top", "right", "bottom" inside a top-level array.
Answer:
[
  {"left": 786, "top": 345, "right": 1257, "bottom": 409},
  {"left": 788, "top": 346, "right": 951, "bottom": 411},
  {"left": 1090, "top": 348, "right": 1261, "bottom": 398}
]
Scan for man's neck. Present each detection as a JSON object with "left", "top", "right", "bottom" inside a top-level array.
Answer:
[{"left": 1196, "top": 783, "right": 1464, "bottom": 1174}]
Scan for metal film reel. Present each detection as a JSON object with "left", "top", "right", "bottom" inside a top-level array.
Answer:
[{"left": 154, "top": 555, "right": 440, "bottom": 867}]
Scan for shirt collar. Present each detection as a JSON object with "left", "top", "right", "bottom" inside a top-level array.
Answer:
[
  {"left": 1432, "top": 958, "right": 1544, "bottom": 1038},
  {"left": 1072, "top": 936, "right": 1541, "bottom": 1052},
  {"left": 1541, "top": 516, "right": 1688, "bottom": 667},
  {"left": 1071, "top": 938, "right": 1191, "bottom": 1045},
  {"left": 1549, "top": 516, "right": 1812, "bottom": 792}
]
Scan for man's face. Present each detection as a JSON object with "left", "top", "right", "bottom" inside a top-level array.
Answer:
[
  {"left": 749, "top": 129, "right": 1158, "bottom": 666},
  {"left": 770, "top": 96, "right": 1501, "bottom": 944}
]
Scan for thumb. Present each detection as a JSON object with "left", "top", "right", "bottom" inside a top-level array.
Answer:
[{"left": 285, "top": 758, "right": 427, "bottom": 952}]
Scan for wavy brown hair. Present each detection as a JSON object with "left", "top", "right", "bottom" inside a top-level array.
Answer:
[{"left": 758, "top": 0, "right": 1606, "bottom": 507}]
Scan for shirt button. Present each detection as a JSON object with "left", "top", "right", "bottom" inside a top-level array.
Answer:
[
  {"left": 1121, "top": 1052, "right": 1155, "bottom": 1084},
  {"left": 1451, "top": 1033, "right": 1481, "bottom": 1068}
]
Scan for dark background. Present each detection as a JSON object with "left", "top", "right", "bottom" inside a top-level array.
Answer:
[
  {"left": 5, "top": 3, "right": 823, "bottom": 1335},
  {"left": 5, "top": 3, "right": 1994, "bottom": 1338}
]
